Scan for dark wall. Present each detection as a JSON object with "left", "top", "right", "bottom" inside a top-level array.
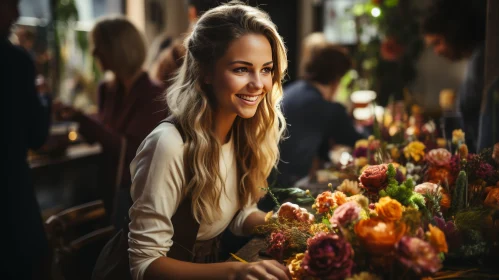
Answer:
[{"left": 249, "top": 0, "right": 298, "bottom": 83}]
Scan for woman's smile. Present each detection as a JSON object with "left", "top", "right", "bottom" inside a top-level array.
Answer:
[{"left": 235, "top": 93, "right": 262, "bottom": 105}]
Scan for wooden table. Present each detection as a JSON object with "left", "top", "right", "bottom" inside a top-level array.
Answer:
[
  {"left": 226, "top": 238, "right": 268, "bottom": 263},
  {"left": 30, "top": 143, "right": 104, "bottom": 219}
]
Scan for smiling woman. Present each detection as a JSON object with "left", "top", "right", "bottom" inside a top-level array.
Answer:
[
  {"left": 209, "top": 33, "right": 274, "bottom": 128},
  {"left": 95, "top": 1, "right": 291, "bottom": 280}
]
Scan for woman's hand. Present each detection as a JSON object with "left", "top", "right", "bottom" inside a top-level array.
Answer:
[
  {"left": 232, "top": 260, "right": 291, "bottom": 280},
  {"left": 53, "top": 100, "right": 81, "bottom": 121}
]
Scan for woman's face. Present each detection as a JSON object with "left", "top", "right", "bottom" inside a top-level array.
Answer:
[
  {"left": 208, "top": 33, "right": 274, "bottom": 120},
  {"left": 91, "top": 42, "right": 109, "bottom": 72}
]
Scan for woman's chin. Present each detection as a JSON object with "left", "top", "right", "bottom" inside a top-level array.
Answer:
[{"left": 237, "top": 110, "right": 258, "bottom": 119}]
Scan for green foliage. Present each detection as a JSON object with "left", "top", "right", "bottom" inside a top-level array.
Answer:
[
  {"left": 267, "top": 187, "right": 315, "bottom": 206},
  {"left": 322, "top": 217, "right": 331, "bottom": 226},
  {"left": 423, "top": 191, "right": 442, "bottom": 218},
  {"left": 380, "top": 164, "right": 428, "bottom": 220},
  {"left": 349, "top": 0, "right": 423, "bottom": 105},
  {"left": 454, "top": 207, "right": 490, "bottom": 232},
  {"left": 456, "top": 230, "right": 489, "bottom": 258},
  {"left": 380, "top": 164, "right": 425, "bottom": 209},
  {"left": 450, "top": 171, "right": 468, "bottom": 214},
  {"left": 400, "top": 208, "right": 422, "bottom": 235},
  {"left": 261, "top": 187, "right": 281, "bottom": 208},
  {"left": 386, "top": 163, "right": 398, "bottom": 186}
]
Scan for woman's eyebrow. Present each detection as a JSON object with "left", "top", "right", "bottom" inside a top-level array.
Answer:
[{"left": 228, "top": 60, "right": 273, "bottom": 66}]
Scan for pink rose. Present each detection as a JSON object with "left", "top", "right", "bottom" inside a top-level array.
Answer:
[
  {"left": 414, "top": 182, "right": 439, "bottom": 195},
  {"left": 427, "top": 149, "right": 451, "bottom": 167}
]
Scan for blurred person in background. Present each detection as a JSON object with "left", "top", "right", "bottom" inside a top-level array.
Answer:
[
  {"left": 149, "top": 0, "right": 222, "bottom": 85},
  {"left": 56, "top": 16, "right": 167, "bottom": 229},
  {"left": 422, "top": 0, "right": 486, "bottom": 153},
  {"left": 1, "top": 0, "right": 52, "bottom": 279},
  {"left": 478, "top": 76, "right": 499, "bottom": 152},
  {"left": 266, "top": 41, "right": 363, "bottom": 205}
]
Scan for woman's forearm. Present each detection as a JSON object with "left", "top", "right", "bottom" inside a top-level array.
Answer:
[
  {"left": 242, "top": 211, "right": 267, "bottom": 236},
  {"left": 144, "top": 256, "right": 245, "bottom": 280}
]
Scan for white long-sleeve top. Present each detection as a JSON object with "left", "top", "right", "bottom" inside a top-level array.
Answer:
[{"left": 127, "top": 122, "right": 259, "bottom": 280}]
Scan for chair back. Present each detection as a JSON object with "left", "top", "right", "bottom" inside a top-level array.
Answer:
[{"left": 46, "top": 200, "right": 115, "bottom": 280}]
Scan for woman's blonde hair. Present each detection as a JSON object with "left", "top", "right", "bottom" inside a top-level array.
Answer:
[
  {"left": 167, "top": 1, "right": 287, "bottom": 224},
  {"left": 90, "top": 16, "right": 146, "bottom": 79}
]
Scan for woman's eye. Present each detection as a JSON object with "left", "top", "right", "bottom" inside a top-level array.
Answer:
[
  {"left": 233, "top": 67, "right": 248, "bottom": 73},
  {"left": 262, "top": 67, "right": 274, "bottom": 74}
]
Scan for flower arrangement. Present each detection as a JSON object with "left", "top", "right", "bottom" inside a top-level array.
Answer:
[{"left": 259, "top": 130, "right": 499, "bottom": 279}]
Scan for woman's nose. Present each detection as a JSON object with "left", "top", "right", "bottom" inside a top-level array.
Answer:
[{"left": 248, "top": 73, "right": 263, "bottom": 92}]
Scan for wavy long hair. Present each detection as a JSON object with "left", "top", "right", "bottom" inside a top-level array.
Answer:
[{"left": 166, "top": 1, "right": 287, "bottom": 224}]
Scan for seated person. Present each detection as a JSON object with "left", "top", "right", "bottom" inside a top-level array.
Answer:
[
  {"left": 275, "top": 43, "right": 363, "bottom": 189},
  {"left": 57, "top": 17, "right": 167, "bottom": 227}
]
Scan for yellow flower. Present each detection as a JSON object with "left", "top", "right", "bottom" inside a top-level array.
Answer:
[
  {"left": 390, "top": 146, "right": 400, "bottom": 161},
  {"left": 264, "top": 211, "right": 274, "bottom": 223},
  {"left": 337, "top": 179, "right": 362, "bottom": 196},
  {"left": 428, "top": 224, "right": 448, "bottom": 253},
  {"left": 437, "top": 138, "right": 447, "bottom": 148},
  {"left": 458, "top": 144, "right": 468, "bottom": 158},
  {"left": 346, "top": 194, "right": 369, "bottom": 209},
  {"left": 375, "top": 196, "right": 403, "bottom": 221},
  {"left": 452, "top": 129, "right": 465, "bottom": 144},
  {"left": 403, "top": 141, "right": 426, "bottom": 162},
  {"left": 309, "top": 223, "right": 330, "bottom": 235},
  {"left": 355, "top": 139, "right": 369, "bottom": 149},
  {"left": 286, "top": 253, "right": 306, "bottom": 280},
  {"left": 355, "top": 157, "right": 368, "bottom": 168},
  {"left": 333, "top": 191, "right": 348, "bottom": 206}
]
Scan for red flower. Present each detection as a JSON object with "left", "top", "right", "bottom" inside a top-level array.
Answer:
[
  {"left": 267, "top": 231, "right": 287, "bottom": 261},
  {"left": 359, "top": 164, "right": 389, "bottom": 194},
  {"left": 301, "top": 233, "right": 354, "bottom": 279}
]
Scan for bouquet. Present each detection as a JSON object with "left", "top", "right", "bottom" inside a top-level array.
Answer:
[{"left": 260, "top": 130, "right": 499, "bottom": 279}]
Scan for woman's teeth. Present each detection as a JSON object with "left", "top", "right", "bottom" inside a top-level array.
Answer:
[{"left": 237, "top": 94, "right": 259, "bottom": 102}]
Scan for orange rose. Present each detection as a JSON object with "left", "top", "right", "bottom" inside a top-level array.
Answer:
[
  {"left": 354, "top": 218, "right": 407, "bottom": 254},
  {"left": 428, "top": 224, "right": 448, "bottom": 253},
  {"left": 484, "top": 187, "right": 499, "bottom": 209},
  {"left": 427, "top": 167, "right": 454, "bottom": 186},
  {"left": 313, "top": 191, "right": 347, "bottom": 213},
  {"left": 375, "top": 196, "right": 403, "bottom": 221},
  {"left": 313, "top": 191, "right": 335, "bottom": 214},
  {"left": 440, "top": 192, "right": 451, "bottom": 210}
]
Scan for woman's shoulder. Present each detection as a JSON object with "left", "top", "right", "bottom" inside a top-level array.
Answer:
[{"left": 139, "top": 121, "right": 184, "bottom": 158}]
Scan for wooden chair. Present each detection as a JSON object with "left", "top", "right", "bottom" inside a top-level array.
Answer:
[{"left": 45, "top": 200, "right": 116, "bottom": 280}]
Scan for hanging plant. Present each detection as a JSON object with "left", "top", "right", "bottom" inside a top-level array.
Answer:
[{"left": 349, "top": 0, "right": 424, "bottom": 106}]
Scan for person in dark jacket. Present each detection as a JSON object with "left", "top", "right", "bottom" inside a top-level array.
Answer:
[
  {"left": 422, "top": 0, "right": 486, "bottom": 153},
  {"left": 2, "top": 0, "right": 52, "bottom": 279},
  {"left": 275, "top": 43, "right": 363, "bottom": 189},
  {"left": 477, "top": 77, "right": 499, "bottom": 152}
]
